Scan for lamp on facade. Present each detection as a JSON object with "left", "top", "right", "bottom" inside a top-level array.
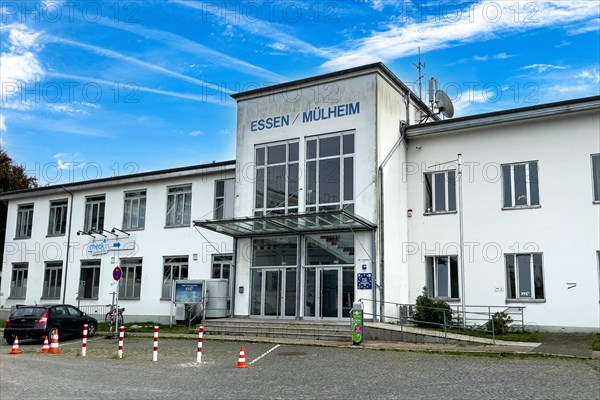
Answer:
[
  {"left": 111, "top": 227, "right": 131, "bottom": 237},
  {"left": 103, "top": 228, "right": 118, "bottom": 237},
  {"left": 76, "top": 230, "right": 94, "bottom": 237}
]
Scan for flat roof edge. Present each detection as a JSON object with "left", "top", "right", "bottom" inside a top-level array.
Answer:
[
  {"left": 406, "top": 95, "right": 600, "bottom": 137},
  {"left": 0, "top": 160, "right": 236, "bottom": 200}
]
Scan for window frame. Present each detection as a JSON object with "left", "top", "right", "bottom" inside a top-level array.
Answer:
[
  {"left": 505, "top": 253, "right": 545, "bottom": 301},
  {"left": 165, "top": 184, "right": 192, "bottom": 227},
  {"left": 79, "top": 260, "right": 101, "bottom": 299},
  {"left": 591, "top": 154, "right": 600, "bottom": 204},
  {"left": 119, "top": 258, "right": 143, "bottom": 299},
  {"left": 254, "top": 140, "right": 300, "bottom": 216},
  {"left": 10, "top": 263, "right": 28, "bottom": 298},
  {"left": 15, "top": 204, "right": 34, "bottom": 239},
  {"left": 425, "top": 255, "right": 460, "bottom": 300},
  {"left": 305, "top": 131, "right": 354, "bottom": 213},
  {"left": 501, "top": 161, "right": 540, "bottom": 210},
  {"left": 162, "top": 256, "right": 189, "bottom": 300},
  {"left": 47, "top": 199, "right": 68, "bottom": 237},
  {"left": 42, "top": 261, "right": 63, "bottom": 299},
  {"left": 123, "top": 189, "right": 147, "bottom": 231},
  {"left": 211, "top": 254, "right": 232, "bottom": 279},
  {"left": 84, "top": 195, "right": 106, "bottom": 232},
  {"left": 424, "top": 170, "right": 457, "bottom": 214}
]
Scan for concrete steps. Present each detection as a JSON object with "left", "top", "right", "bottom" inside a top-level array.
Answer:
[{"left": 199, "top": 319, "right": 351, "bottom": 342}]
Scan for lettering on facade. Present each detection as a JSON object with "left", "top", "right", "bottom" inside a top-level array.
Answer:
[{"left": 250, "top": 101, "right": 360, "bottom": 132}]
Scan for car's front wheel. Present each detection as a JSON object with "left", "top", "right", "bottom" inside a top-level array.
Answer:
[
  {"left": 48, "top": 326, "right": 60, "bottom": 341},
  {"left": 87, "top": 322, "right": 97, "bottom": 337}
]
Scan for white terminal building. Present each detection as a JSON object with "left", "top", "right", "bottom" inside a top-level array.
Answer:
[{"left": 1, "top": 63, "right": 599, "bottom": 331}]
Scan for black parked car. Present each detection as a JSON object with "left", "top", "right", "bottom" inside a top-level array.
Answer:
[{"left": 3, "top": 304, "right": 98, "bottom": 345}]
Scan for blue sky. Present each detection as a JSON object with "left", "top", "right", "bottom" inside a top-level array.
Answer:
[{"left": 1, "top": 0, "right": 599, "bottom": 185}]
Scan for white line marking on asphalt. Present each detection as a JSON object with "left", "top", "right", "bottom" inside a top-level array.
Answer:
[{"left": 248, "top": 344, "right": 280, "bottom": 365}]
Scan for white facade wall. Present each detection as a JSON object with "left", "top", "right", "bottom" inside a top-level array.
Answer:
[
  {"left": 1, "top": 167, "right": 235, "bottom": 322},
  {"left": 404, "top": 111, "right": 600, "bottom": 330}
]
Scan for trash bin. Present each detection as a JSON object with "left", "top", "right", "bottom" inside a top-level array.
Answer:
[{"left": 351, "top": 301, "right": 364, "bottom": 345}]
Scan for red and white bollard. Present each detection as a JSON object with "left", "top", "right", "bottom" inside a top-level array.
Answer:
[
  {"left": 152, "top": 326, "right": 159, "bottom": 362},
  {"left": 117, "top": 326, "right": 125, "bottom": 359},
  {"left": 81, "top": 324, "right": 88, "bottom": 357},
  {"left": 196, "top": 326, "right": 204, "bottom": 364}
]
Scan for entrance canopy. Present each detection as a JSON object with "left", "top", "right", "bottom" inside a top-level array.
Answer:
[{"left": 194, "top": 209, "right": 376, "bottom": 238}]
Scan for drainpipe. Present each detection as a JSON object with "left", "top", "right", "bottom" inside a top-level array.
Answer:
[
  {"left": 61, "top": 187, "right": 74, "bottom": 304},
  {"left": 230, "top": 237, "right": 237, "bottom": 317}
]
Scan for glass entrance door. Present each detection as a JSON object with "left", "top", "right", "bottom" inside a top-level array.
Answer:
[
  {"left": 251, "top": 268, "right": 296, "bottom": 318},
  {"left": 304, "top": 266, "right": 354, "bottom": 319}
]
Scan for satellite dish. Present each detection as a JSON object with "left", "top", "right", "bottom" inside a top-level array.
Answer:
[{"left": 435, "top": 90, "right": 454, "bottom": 118}]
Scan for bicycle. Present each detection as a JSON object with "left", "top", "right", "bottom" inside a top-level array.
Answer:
[{"left": 105, "top": 304, "right": 125, "bottom": 329}]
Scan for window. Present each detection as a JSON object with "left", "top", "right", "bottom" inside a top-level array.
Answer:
[
  {"left": 166, "top": 185, "right": 192, "bottom": 226},
  {"left": 253, "top": 237, "right": 297, "bottom": 266},
  {"left": 84, "top": 195, "right": 105, "bottom": 232},
  {"left": 123, "top": 190, "right": 146, "bottom": 230},
  {"left": 48, "top": 199, "right": 68, "bottom": 236},
  {"left": 592, "top": 154, "right": 600, "bottom": 202},
  {"left": 15, "top": 204, "right": 34, "bottom": 238},
  {"left": 162, "top": 256, "right": 188, "bottom": 299},
  {"left": 255, "top": 141, "right": 299, "bottom": 215},
  {"left": 501, "top": 161, "right": 539, "bottom": 208},
  {"left": 214, "top": 179, "right": 234, "bottom": 219},
  {"left": 212, "top": 255, "right": 232, "bottom": 279},
  {"left": 79, "top": 260, "right": 100, "bottom": 299},
  {"left": 505, "top": 253, "right": 544, "bottom": 300},
  {"left": 426, "top": 256, "right": 459, "bottom": 299},
  {"left": 424, "top": 171, "right": 456, "bottom": 213},
  {"left": 119, "top": 258, "right": 142, "bottom": 299},
  {"left": 306, "top": 132, "right": 354, "bottom": 212},
  {"left": 10, "top": 263, "right": 28, "bottom": 298},
  {"left": 42, "top": 261, "right": 62, "bottom": 299}
]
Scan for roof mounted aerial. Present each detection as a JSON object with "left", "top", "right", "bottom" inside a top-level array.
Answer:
[{"left": 428, "top": 77, "right": 454, "bottom": 119}]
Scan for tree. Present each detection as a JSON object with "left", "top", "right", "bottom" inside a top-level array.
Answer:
[{"left": 0, "top": 147, "right": 38, "bottom": 271}]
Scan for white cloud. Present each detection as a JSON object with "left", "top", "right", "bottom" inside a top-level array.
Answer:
[
  {"left": 269, "top": 43, "right": 287, "bottom": 51},
  {"left": 576, "top": 68, "right": 600, "bottom": 84},
  {"left": 523, "top": 64, "right": 568, "bottom": 73},
  {"left": 0, "top": 25, "right": 44, "bottom": 98},
  {"left": 321, "top": 1, "right": 599, "bottom": 70},
  {"left": 189, "top": 130, "right": 203, "bottom": 137},
  {"left": 94, "top": 15, "right": 283, "bottom": 81},
  {"left": 46, "top": 35, "right": 234, "bottom": 94}
]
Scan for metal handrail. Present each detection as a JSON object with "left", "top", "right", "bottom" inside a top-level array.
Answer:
[{"left": 358, "top": 298, "right": 526, "bottom": 344}]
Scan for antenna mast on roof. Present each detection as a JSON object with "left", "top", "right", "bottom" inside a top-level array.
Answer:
[{"left": 412, "top": 47, "right": 426, "bottom": 100}]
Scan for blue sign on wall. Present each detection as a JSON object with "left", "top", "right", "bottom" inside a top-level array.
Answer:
[
  {"left": 357, "top": 273, "right": 372, "bottom": 290},
  {"left": 174, "top": 280, "right": 204, "bottom": 303}
]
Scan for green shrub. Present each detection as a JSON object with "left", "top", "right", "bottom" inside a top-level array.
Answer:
[
  {"left": 413, "top": 287, "right": 453, "bottom": 327},
  {"left": 486, "top": 311, "right": 513, "bottom": 335}
]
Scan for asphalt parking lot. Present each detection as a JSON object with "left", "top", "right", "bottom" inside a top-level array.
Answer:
[{"left": 1, "top": 335, "right": 599, "bottom": 399}]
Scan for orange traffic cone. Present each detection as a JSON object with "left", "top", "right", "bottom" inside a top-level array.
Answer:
[
  {"left": 236, "top": 345, "right": 248, "bottom": 368},
  {"left": 41, "top": 336, "right": 50, "bottom": 353},
  {"left": 48, "top": 332, "right": 60, "bottom": 354},
  {"left": 9, "top": 336, "right": 22, "bottom": 354}
]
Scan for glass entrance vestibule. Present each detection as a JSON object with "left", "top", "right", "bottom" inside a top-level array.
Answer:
[{"left": 250, "top": 233, "right": 356, "bottom": 320}]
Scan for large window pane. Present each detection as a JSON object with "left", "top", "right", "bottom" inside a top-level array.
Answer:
[
  {"left": 306, "top": 233, "right": 354, "bottom": 265},
  {"left": 514, "top": 164, "right": 528, "bottom": 206},
  {"left": 436, "top": 257, "right": 449, "bottom": 298},
  {"left": 502, "top": 165, "right": 512, "bottom": 208},
  {"left": 533, "top": 254, "right": 544, "bottom": 299},
  {"left": 517, "top": 254, "right": 532, "bottom": 298},
  {"left": 592, "top": 154, "right": 600, "bottom": 201},
  {"left": 253, "top": 237, "right": 297, "bottom": 266},
  {"left": 434, "top": 173, "right": 446, "bottom": 211},
  {"left": 319, "top": 136, "right": 340, "bottom": 157},
  {"left": 528, "top": 162, "right": 539, "bottom": 206},
  {"left": 267, "top": 165, "right": 286, "bottom": 208},
  {"left": 267, "top": 144, "right": 286, "bottom": 164},
  {"left": 319, "top": 158, "right": 340, "bottom": 204}
]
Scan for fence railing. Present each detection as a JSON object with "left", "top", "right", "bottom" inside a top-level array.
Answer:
[
  {"left": 78, "top": 304, "right": 112, "bottom": 321},
  {"left": 359, "top": 298, "right": 526, "bottom": 344}
]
